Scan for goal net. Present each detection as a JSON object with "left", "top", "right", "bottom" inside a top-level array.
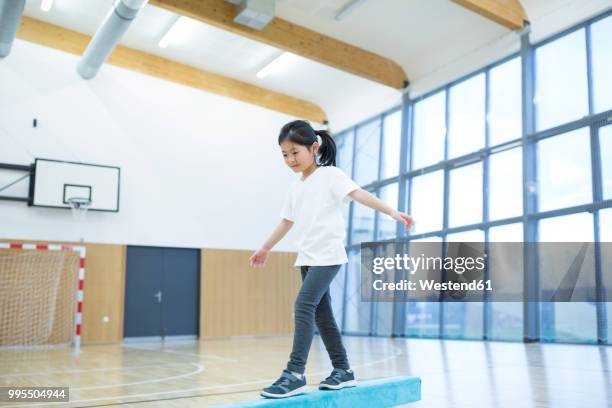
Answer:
[{"left": 0, "top": 243, "right": 85, "bottom": 349}]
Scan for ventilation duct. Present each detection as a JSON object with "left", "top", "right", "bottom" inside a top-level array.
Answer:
[
  {"left": 0, "top": 0, "right": 26, "bottom": 58},
  {"left": 77, "top": 0, "right": 148, "bottom": 79},
  {"left": 232, "top": 0, "right": 275, "bottom": 30}
]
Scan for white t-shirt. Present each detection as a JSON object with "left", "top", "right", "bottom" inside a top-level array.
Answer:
[{"left": 280, "top": 166, "right": 360, "bottom": 266}]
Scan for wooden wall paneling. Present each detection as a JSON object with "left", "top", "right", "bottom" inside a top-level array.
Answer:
[{"left": 200, "top": 248, "right": 300, "bottom": 337}]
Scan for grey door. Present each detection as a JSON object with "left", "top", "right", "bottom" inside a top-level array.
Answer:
[
  {"left": 161, "top": 248, "right": 200, "bottom": 336},
  {"left": 124, "top": 246, "right": 200, "bottom": 338}
]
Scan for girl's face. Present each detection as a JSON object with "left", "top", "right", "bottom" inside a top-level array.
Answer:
[{"left": 280, "top": 140, "right": 318, "bottom": 173}]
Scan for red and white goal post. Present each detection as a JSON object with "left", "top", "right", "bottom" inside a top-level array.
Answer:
[{"left": 0, "top": 242, "right": 86, "bottom": 351}]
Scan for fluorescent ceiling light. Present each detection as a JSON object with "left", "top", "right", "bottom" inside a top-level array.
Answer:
[
  {"left": 256, "top": 52, "right": 296, "bottom": 79},
  {"left": 40, "top": 0, "right": 54, "bottom": 12},
  {"left": 158, "top": 16, "right": 190, "bottom": 49}
]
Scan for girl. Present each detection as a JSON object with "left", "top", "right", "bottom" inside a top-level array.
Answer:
[{"left": 249, "top": 120, "right": 413, "bottom": 399}]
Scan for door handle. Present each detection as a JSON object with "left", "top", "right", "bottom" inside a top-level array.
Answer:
[{"left": 154, "top": 291, "right": 162, "bottom": 303}]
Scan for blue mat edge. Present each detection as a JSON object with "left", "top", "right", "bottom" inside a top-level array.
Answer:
[{"left": 213, "top": 375, "right": 422, "bottom": 407}]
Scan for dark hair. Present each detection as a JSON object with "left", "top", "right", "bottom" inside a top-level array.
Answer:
[{"left": 278, "top": 120, "right": 337, "bottom": 166}]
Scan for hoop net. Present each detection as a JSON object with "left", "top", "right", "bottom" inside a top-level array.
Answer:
[
  {"left": 67, "top": 197, "right": 91, "bottom": 221},
  {"left": 0, "top": 243, "right": 86, "bottom": 350}
]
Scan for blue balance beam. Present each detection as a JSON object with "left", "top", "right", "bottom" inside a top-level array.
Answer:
[{"left": 215, "top": 376, "right": 421, "bottom": 407}]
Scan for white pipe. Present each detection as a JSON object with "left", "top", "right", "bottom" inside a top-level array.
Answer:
[
  {"left": 334, "top": 0, "right": 367, "bottom": 21},
  {"left": 77, "top": 0, "right": 149, "bottom": 79},
  {"left": 0, "top": 0, "right": 26, "bottom": 58}
]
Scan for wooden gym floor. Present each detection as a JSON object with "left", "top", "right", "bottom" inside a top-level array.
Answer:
[{"left": 0, "top": 336, "right": 610, "bottom": 407}]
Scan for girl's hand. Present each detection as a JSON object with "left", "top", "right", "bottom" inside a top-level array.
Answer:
[
  {"left": 249, "top": 247, "right": 269, "bottom": 268},
  {"left": 390, "top": 211, "right": 415, "bottom": 231}
]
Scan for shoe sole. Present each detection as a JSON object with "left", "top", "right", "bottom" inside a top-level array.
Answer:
[
  {"left": 319, "top": 380, "right": 358, "bottom": 390},
  {"left": 260, "top": 385, "right": 308, "bottom": 398}
]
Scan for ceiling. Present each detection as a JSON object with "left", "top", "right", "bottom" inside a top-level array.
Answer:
[{"left": 21, "top": 0, "right": 612, "bottom": 131}]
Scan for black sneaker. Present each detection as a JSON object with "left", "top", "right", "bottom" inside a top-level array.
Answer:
[
  {"left": 319, "top": 368, "right": 357, "bottom": 390},
  {"left": 260, "top": 369, "right": 308, "bottom": 398}
]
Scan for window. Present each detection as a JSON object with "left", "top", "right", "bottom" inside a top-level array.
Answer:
[
  {"left": 411, "top": 91, "right": 446, "bottom": 170},
  {"left": 381, "top": 110, "right": 402, "bottom": 179},
  {"left": 350, "top": 197, "right": 375, "bottom": 244},
  {"left": 599, "top": 208, "right": 612, "bottom": 344},
  {"left": 405, "top": 237, "right": 442, "bottom": 338},
  {"left": 377, "top": 183, "right": 399, "bottom": 240},
  {"left": 449, "top": 162, "right": 483, "bottom": 228},
  {"left": 444, "top": 230, "right": 484, "bottom": 339},
  {"left": 488, "top": 223, "right": 523, "bottom": 341},
  {"left": 446, "top": 229, "right": 484, "bottom": 242},
  {"left": 344, "top": 249, "right": 370, "bottom": 334},
  {"left": 539, "top": 213, "right": 596, "bottom": 343},
  {"left": 410, "top": 171, "right": 444, "bottom": 233},
  {"left": 535, "top": 29, "right": 589, "bottom": 130},
  {"left": 448, "top": 74, "right": 485, "bottom": 158},
  {"left": 591, "top": 15, "right": 612, "bottom": 113},
  {"left": 488, "top": 223, "right": 523, "bottom": 241},
  {"left": 599, "top": 125, "right": 612, "bottom": 200},
  {"left": 537, "top": 128, "right": 592, "bottom": 211},
  {"left": 489, "top": 147, "right": 523, "bottom": 220},
  {"left": 489, "top": 57, "right": 522, "bottom": 145},
  {"left": 335, "top": 131, "right": 354, "bottom": 177},
  {"left": 354, "top": 119, "right": 381, "bottom": 186},
  {"left": 329, "top": 264, "right": 346, "bottom": 329}
]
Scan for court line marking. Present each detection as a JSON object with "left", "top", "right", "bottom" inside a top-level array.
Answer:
[
  {"left": 71, "top": 363, "right": 204, "bottom": 391},
  {"left": 0, "top": 362, "right": 196, "bottom": 378},
  {"left": 124, "top": 345, "right": 238, "bottom": 363},
  {"left": 2, "top": 346, "right": 402, "bottom": 407}
]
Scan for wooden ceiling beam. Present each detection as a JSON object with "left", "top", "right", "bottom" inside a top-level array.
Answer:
[
  {"left": 451, "top": 0, "right": 529, "bottom": 30},
  {"left": 149, "top": 0, "right": 408, "bottom": 89},
  {"left": 15, "top": 16, "right": 327, "bottom": 123}
]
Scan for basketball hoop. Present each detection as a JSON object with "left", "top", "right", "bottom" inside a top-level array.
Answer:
[{"left": 67, "top": 197, "right": 91, "bottom": 221}]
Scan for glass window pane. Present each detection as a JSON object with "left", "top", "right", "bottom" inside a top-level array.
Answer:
[
  {"left": 344, "top": 249, "right": 370, "bottom": 334},
  {"left": 488, "top": 223, "right": 523, "bottom": 341},
  {"left": 377, "top": 183, "right": 399, "bottom": 240},
  {"left": 539, "top": 212, "right": 594, "bottom": 242},
  {"left": 488, "top": 223, "right": 523, "bottom": 242},
  {"left": 412, "top": 91, "right": 446, "bottom": 170},
  {"left": 539, "top": 213, "right": 596, "bottom": 343},
  {"left": 405, "top": 237, "right": 442, "bottom": 338},
  {"left": 489, "top": 147, "right": 523, "bottom": 220},
  {"left": 443, "top": 302, "right": 484, "bottom": 339},
  {"left": 336, "top": 130, "right": 354, "bottom": 177},
  {"left": 446, "top": 229, "right": 484, "bottom": 242},
  {"left": 600, "top": 125, "right": 612, "bottom": 200},
  {"left": 354, "top": 119, "right": 381, "bottom": 186},
  {"left": 374, "top": 302, "right": 394, "bottom": 337},
  {"left": 489, "top": 57, "right": 522, "bottom": 145},
  {"left": 410, "top": 171, "right": 444, "bottom": 233},
  {"left": 535, "top": 29, "right": 588, "bottom": 131},
  {"left": 448, "top": 74, "right": 485, "bottom": 158},
  {"left": 599, "top": 208, "right": 612, "bottom": 344},
  {"left": 329, "top": 264, "right": 346, "bottom": 330},
  {"left": 449, "top": 162, "right": 483, "bottom": 227},
  {"left": 351, "top": 196, "right": 375, "bottom": 244},
  {"left": 537, "top": 128, "right": 592, "bottom": 212},
  {"left": 591, "top": 15, "right": 612, "bottom": 113},
  {"left": 381, "top": 110, "right": 402, "bottom": 179}
]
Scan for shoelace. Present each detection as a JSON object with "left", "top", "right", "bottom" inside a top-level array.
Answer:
[
  {"left": 272, "top": 375, "right": 292, "bottom": 387},
  {"left": 326, "top": 370, "right": 345, "bottom": 382}
]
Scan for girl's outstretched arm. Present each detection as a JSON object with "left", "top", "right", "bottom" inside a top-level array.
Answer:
[
  {"left": 249, "top": 218, "right": 294, "bottom": 268},
  {"left": 349, "top": 188, "right": 414, "bottom": 230}
]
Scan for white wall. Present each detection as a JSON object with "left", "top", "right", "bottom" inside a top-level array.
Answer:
[{"left": 0, "top": 39, "right": 299, "bottom": 252}]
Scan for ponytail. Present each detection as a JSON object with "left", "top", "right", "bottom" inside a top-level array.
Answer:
[
  {"left": 314, "top": 130, "right": 336, "bottom": 167},
  {"left": 278, "top": 120, "right": 337, "bottom": 167}
]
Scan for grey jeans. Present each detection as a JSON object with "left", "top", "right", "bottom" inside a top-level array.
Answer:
[{"left": 286, "top": 265, "right": 350, "bottom": 374}]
